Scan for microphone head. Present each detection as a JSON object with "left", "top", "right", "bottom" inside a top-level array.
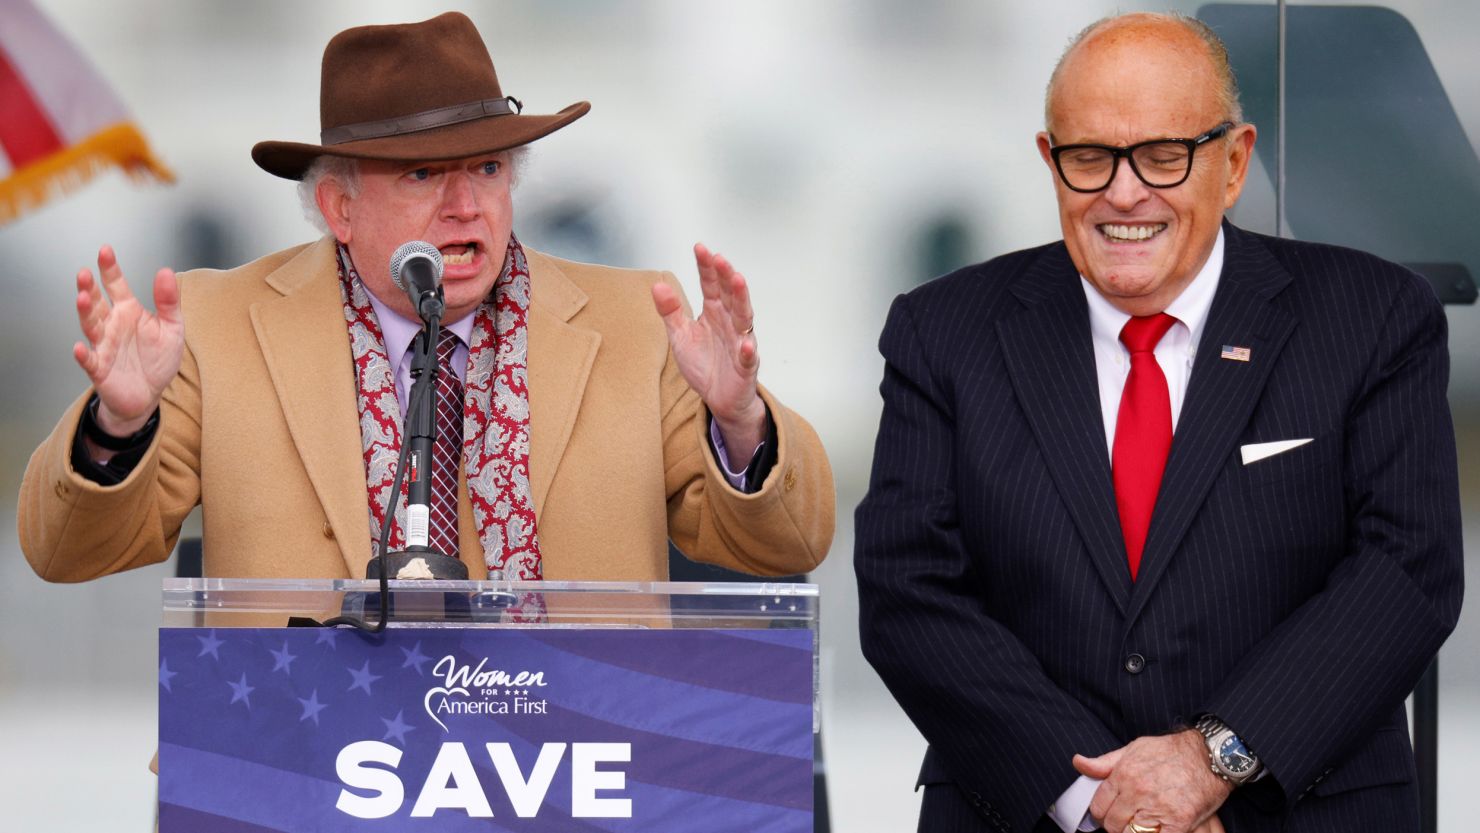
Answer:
[{"left": 389, "top": 241, "right": 444, "bottom": 292}]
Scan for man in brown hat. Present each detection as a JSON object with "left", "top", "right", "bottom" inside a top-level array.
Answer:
[{"left": 19, "top": 12, "right": 834, "bottom": 584}]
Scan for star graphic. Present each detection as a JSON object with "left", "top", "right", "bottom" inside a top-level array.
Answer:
[
  {"left": 269, "top": 642, "right": 298, "bottom": 674},
  {"left": 347, "top": 660, "right": 382, "bottom": 695},
  {"left": 298, "top": 689, "right": 328, "bottom": 725},
  {"left": 316, "top": 628, "right": 342, "bottom": 649},
  {"left": 196, "top": 631, "right": 224, "bottom": 659},
  {"left": 159, "top": 660, "right": 178, "bottom": 693},
  {"left": 400, "top": 641, "right": 432, "bottom": 674},
  {"left": 228, "top": 673, "right": 255, "bottom": 708},
  {"left": 381, "top": 710, "right": 415, "bottom": 744}
]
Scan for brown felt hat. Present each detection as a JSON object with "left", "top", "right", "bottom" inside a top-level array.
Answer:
[{"left": 251, "top": 12, "right": 589, "bottom": 180}]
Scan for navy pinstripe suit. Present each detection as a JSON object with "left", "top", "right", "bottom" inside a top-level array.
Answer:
[{"left": 855, "top": 222, "right": 1463, "bottom": 833}]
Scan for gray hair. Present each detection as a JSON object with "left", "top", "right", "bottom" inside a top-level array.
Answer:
[
  {"left": 296, "top": 146, "right": 532, "bottom": 236},
  {"left": 1044, "top": 11, "right": 1244, "bottom": 136},
  {"left": 297, "top": 155, "right": 361, "bottom": 235}
]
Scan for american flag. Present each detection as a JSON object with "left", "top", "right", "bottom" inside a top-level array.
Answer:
[
  {"left": 1221, "top": 345, "right": 1252, "bottom": 362},
  {"left": 0, "top": 0, "right": 172, "bottom": 223}
]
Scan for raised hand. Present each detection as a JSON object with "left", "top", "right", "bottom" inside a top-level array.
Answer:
[
  {"left": 73, "top": 245, "right": 185, "bottom": 436},
  {"left": 1074, "top": 730, "right": 1232, "bottom": 833},
  {"left": 651, "top": 243, "right": 767, "bottom": 454}
]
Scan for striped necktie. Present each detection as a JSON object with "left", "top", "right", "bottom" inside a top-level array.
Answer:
[{"left": 429, "top": 330, "right": 464, "bottom": 557}]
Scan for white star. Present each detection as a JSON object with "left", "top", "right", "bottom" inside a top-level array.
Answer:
[
  {"left": 159, "top": 660, "right": 178, "bottom": 693},
  {"left": 196, "top": 631, "right": 224, "bottom": 659},
  {"left": 347, "top": 660, "right": 382, "bottom": 695},
  {"left": 298, "top": 689, "right": 328, "bottom": 725},
  {"left": 316, "top": 628, "right": 342, "bottom": 648},
  {"left": 400, "top": 641, "right": 432, "bottom": 674},
  {"left": 227, "top": 673, "right": 254, "bottom": 708},
  {"left": 381, "top": 710, "right": 415, "bottom": 744},
  {"left": 269, "top": 642, "right": 297, "bottom": 674}
]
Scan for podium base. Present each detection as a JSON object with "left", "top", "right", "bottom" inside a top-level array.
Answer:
[{"left": 366, "top": 550, "right": 470, "bottom": 581}]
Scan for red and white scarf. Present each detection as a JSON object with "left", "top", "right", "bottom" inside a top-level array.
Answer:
[{"left": 336, "top": 238, "right": 542, "bottom": 579}]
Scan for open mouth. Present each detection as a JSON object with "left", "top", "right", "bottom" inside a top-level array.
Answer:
[
  {"left": 439, "top": 242, "right": 479, "bottom": 266},
  {"left": 1097, "top": 223, "right": 1167, "bottom": 242}
]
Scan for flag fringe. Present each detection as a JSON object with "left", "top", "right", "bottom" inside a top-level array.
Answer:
[{"left": 0, "top": 122, "right": 175, "bottom": 224}]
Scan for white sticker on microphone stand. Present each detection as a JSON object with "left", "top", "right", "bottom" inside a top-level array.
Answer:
[{"left": 407, "top": 505, "right": 430, "bottom": 547}]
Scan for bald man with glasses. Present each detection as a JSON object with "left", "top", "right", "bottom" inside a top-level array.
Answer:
[{"left": 856, "top": 12, "right": 1461, "bottom": 833}]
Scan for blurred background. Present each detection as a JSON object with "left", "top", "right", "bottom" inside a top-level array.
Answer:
[{"left": 2, "top": 1, "right": 1477, "bottom": 830}]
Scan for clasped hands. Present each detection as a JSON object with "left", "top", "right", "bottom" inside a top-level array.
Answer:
[
  {"left": 651, "top": 243, "right": 767, "bottom": 455},
  {"left": 1074, "top": 729, "right": 1233, "bottom": 833}
]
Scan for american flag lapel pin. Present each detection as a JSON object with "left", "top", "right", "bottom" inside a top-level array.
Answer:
[{"left": 1220, "top": 344, "right": 1252, "bottom": 362}]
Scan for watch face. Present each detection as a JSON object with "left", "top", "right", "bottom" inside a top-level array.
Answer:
[{"left": 1217, "top": 735, "right": 1257, "bottom": 775}]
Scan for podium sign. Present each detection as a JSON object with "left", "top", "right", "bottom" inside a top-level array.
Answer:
[{"left": 158, "top": 579, "right": 818, "bottom": 833}]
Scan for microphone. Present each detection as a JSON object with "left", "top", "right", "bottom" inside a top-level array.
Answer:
[
  {"left": 389, "top": 241, "right": 445, "bottom": 322},
  {"left": 315, "top": 240, "right": 464, "bottom": 634}
]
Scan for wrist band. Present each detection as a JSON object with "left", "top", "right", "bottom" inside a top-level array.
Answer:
[{"left": 82, "top": 396, "right": 160, "bottom": 451}]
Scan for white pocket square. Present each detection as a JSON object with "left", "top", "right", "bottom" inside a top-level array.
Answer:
[{"left": 1240, "top": 438, "right": 1313, "bottom": 465}]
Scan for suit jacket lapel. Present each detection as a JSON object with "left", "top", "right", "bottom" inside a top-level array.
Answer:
[
  {"left": 249, "top": 238, "right": 371, "bottom": 576},
  {"left": 997, "top": 247, "right": 1133, "bottom": 613},
  {"left": 525, "top": 250, "right": 600, "bottom": 516},
  {"left": 1128, "top": 224, "right": 1297, "bottom": 620}
]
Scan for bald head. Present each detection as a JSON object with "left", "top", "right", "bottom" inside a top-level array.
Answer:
[
  {"left": 1032, "top": 11, "right": 1258, "bottom": 316},
  {"left": 1044, "top": 13, "right": 1242, "bottom": 136}
]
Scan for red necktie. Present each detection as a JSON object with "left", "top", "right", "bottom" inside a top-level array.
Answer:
[
  {"left": 430, "top": 330, "right": 464, "bottom": 557},
  {"left": 1112, "top": 313, "right": 1177, "bottom": 580}
]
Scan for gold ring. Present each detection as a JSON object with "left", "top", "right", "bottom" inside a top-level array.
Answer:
[{"left": 1127, "top": 823, "right": 1161, "bottom": 833}]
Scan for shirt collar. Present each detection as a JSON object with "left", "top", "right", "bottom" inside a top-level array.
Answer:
[
  {"left": 1080, "top": 226, "right": 1225, "bottom": 353},
  {"left": 364, "top": 285, "right": 479, "bottom": 364}
]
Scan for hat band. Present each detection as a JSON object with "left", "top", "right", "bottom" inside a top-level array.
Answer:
[{"left": 320, "top": 96, "right": 524, "bottom": 145}]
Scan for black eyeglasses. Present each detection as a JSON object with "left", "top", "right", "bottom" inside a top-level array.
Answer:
[{"left": 1049, "top": 122, "right": 1235, "bottom": 193}]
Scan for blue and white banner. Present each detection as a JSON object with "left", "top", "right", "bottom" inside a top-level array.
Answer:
[{"left": 158, "top": 626, "right": 814, "bottom": 831}]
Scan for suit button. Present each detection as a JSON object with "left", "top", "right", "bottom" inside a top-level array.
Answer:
[
  {"left": 783, "top": 468, "right": 797, "bottom": 492},
  {"left": 321, "top": 521, "right": 335, "bottom": 540},
  {"left": 54, "top": 480, "right": 71, "bottom": 498},
  {"left": 1124, "top": 653, "right": 1146, "bottom": 674}
]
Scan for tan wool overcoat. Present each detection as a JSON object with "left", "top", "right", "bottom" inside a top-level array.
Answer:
[{"left": 20, "top": 238, "right": 835, "bottom": 583}]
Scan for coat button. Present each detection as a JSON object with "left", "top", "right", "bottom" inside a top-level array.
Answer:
[
  {"left": 54, "top": 480, "right": 71, "bottom": 498},
  {"left": 321, "top": 521, "right": 335, "bottom": 540},
  {"left": 1124, "top": 653, "right": 1146, "bottom": 674},
  {"left": 783, "top": 468, "right": 797, "bottom": 492}
]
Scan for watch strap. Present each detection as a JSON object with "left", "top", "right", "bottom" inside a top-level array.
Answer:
[
  {"left": 81, "top": 395, "right": 160, "bottom": 452},
  {"left": 1194, "top": 714, "right": 1262, "bottom": 785},
  {"left": 1194, "top": 714, "right": 1225, "bottom": 740}
]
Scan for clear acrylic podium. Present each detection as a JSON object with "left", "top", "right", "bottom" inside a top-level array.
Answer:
[{"left": 158, "top": 578, "right": 819, "bottom": 832}]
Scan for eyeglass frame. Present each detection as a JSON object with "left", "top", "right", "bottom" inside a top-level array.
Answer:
[{"left": 1047, "top": 121, "right": 1237, "bottom": 193}]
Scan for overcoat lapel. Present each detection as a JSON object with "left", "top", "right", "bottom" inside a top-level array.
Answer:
[
  {"left": 524, "top": 251, "right": 600, "bottom": 517},
  {"left": 247, "top": 243, "right": 601, "bottom": 577},
  {"left": 997, "top": 247, "right": 1133, "bottom": 613},
  {"left": 1127, "top": 225, "right": 1297, "bottom": 621},
  {"left": 249, "top": 238, "right": 371, "bottom": 576}
]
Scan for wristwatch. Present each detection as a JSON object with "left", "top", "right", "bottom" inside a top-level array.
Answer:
[
  {"left": 82, "top": 395, "right": 160, "bottom": 451},
  {"left": 1194, "top": 715, "right": 1263, "bottom": 785}
]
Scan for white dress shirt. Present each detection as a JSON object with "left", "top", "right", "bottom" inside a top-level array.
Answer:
[
  {"left": 1047, "top": 228, "right": 1225, "bottom": 833},
  {"left": 1081, "top": 229, "right": 1224, "bottom": 460}
]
